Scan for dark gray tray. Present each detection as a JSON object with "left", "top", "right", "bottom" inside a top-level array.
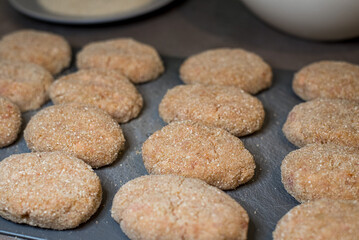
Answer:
[{"left": 0, "top": 55, "right": 300, "bottom": 240}]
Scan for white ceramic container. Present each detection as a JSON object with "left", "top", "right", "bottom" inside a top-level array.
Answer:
[{"left": 242, "top": 0, "right": 359, "bottom": 41}]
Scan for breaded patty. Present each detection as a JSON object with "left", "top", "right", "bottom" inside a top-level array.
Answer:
[
  {"left": 159, "top": 84, "right": 265, "bottom": 137},
  {"left": 282, "top": 98, "right": 359, "bottom": 148},
  {"left": 273, "top": 199, "right": 359, "bottom": 240},
  {"left": 0, "top": 96, "right": 21, "bottom": 148},
  {"left": 142, "top": 121, "right": 255, "bottom": 189},
  {"left": 111, "top": 175, "right": 249, "bottom": 240},
  {"left": 0, "top": 60, "right": 53, "bottom": 111},
  {"left": 180, "top": 48, "right": 272, "bottom": 94},
  {"left": 293, "top": 61, "right": 359, "bottom": 101},
  {"left": 49, "top": 69, "right": 143, "bottom": 123},
  {"left": 0, "top": 29, "right": 71, "bottom": 75},
  {"left": 0, "top": 152, "right": 102, "bottom": 230},
  {"left": 77, "top": 38, "right": 164, "bottom": 83},
  {"left": 24, "top": 103, "right": 125, "bottom": 168},
  {"left": 281, "top": 143, "right": 359, "bottom": 202}
]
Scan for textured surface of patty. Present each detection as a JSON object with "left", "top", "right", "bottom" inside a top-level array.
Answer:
[
  {"left": 293, "top": 61, "right": 359, "bottom": 101},
  {"left": 281, "top": 143, "right": 359, "bottom": 202},
  {"left": 77, "top": 38, "right": 164, "bottom": 83},
  {"left": 50, "top": 69, "right": 143, "bottom": 123},
  {"left": 159, "top": 84, "right": 265, "bottom": 136},
  {"left": 0, "top": 152, "right": 102, "bottom": 230},
  {"left": 273, "top": 199, "right": 359, "bottom": 240},
  {"left": 111, "top": 175, "right": 249, "bottom": 240},
  {"left": 282, "top": 98, "right": 359, "bottom": 148},
  {"left": 180, "top": 48, "right": 272, "bottom": 94},
  {"left": 24, "top": 103, "right": 125, "bottom": 168},
  {"left": 142, "top": 121, "right": 255, "bottom": 189},
  {"left": 0, "top": 29, "right": 71, "bottom": 75},
  {"left": 0, "top": 60, "right": 53, "bottom": 111},
  {"left": 0, "top": 96, "right": 21, "bottom": 148}
]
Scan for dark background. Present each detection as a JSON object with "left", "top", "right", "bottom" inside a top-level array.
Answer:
[{"left": 1, "top": 0, "right": 359, "bottom": 69}]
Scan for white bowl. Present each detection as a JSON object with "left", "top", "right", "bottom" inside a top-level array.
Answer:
[{"left": 242, "top": 0, "right": 359, "bottom": 41}]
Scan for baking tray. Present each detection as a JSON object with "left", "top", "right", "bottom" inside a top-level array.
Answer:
[{"left": 0, "top": 55, "right": 301, "bottom": 240}]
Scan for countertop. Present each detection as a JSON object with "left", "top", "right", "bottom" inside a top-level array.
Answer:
[{"left": 1, "top": 0, "right": 359, "bottom": 68}]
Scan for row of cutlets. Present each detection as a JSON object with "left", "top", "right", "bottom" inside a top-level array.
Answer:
[{"left": 275, "top": 61, "right": 359, "bottom": 239}]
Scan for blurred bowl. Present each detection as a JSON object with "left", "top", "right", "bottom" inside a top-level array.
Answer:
[{"left": 242, "top": 0, "right": 359, "bottom": 41}]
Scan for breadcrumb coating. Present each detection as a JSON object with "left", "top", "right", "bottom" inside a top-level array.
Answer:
[
  {"left": 50, "top": 69, "right": 143, "bottom": 123},
  {"left": 142, "top": 121, "right": 255, "bottom": 189},
  {"left": 0, "top": 29, "right": 71, "bottom": 75},
  {"left": 180, "top": 48, "right": 272, "bottom": 94},
  {"left": 112, "top": 175, "right": 249, "bottom": 240},
  {"left": 24, "top": 103, "right": 125, "bottom": 168},
  {"left": 0, "top": 152, "right": 102, "bottom": 230},
  {"left": 0, "top": 60, "right": 53, "bottom": 111},
  {"left": 293, "top": 61, "right": 359, "bottom": 101},
  {"left": 77, "top": 38, "right": 164, "bottom": 83},
  {"left": 281, "top": 143, "right": 359, "bottom": 202},
  {"left": 282, "top": 98, "right": 359, "bottom": 148},
  {"left": 273, "top": 199, "right": 359, "bottom": 240},
  {"left": 159, "top": 84, "right": 265, "bottom": 137},
  {"left": 0, "top": 96, "right": 21, "bottom": 148}
]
